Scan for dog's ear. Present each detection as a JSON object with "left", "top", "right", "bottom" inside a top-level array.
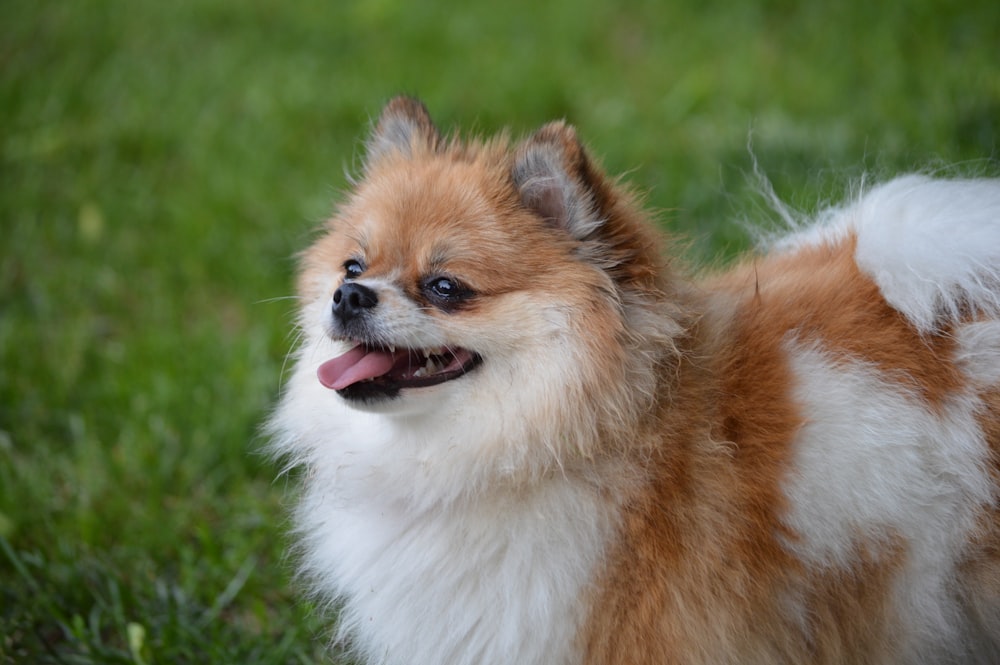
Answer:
[
  {"left": 513, "top": 122, "right": 665, "bottom": 289},
  {"left": 364, "top": 96, "right": 442, "bottom": 169},
  {"left": 512, "top": 122, "right": 607, "bottom": 241}
]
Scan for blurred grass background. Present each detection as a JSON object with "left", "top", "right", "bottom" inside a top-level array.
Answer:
[{"left": 1, "top": 0, "right": 998, "bottom": 662}]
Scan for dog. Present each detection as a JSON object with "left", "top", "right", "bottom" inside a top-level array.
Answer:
[{"left": 270, "top": 97, "right": 1000, "bottom": 664}]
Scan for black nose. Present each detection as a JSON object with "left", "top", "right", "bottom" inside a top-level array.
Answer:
[{"left": 332, "top": 282, "right": 378, "bottom": 323}]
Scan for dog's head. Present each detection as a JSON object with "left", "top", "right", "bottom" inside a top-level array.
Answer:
[{"left": 285, "top": 98, "right": 685, "bottom": 473}]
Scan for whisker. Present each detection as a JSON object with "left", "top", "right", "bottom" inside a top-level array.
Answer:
[
  {"left": 254, "top": 295, "right": 303, "bottom": 305},
  {"left": 278, "top": 328, "right": 307, "bottom": 388}
]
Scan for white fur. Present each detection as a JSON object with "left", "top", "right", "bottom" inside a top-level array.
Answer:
[
  {"left": 271, "top": 367, "right": 616, "bottom": 665},
  {"left": 294, "top": 457, "right": 612, "bottom": 665},
  {"left": 955, "top": 319, "right": 1000, "bottom": 387},
  {"left": 777, "top": 175, "right": 1000, "bottom": 332},
  {"left": 781, "top": 340, "right": 995, "bottom": 662},
  {"left": 270, "top": 282, "right": 626, "bottom": 664}
]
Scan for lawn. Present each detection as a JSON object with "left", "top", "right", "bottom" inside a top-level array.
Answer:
[{"left": 1, "top": 0, "right": 997, "bottom": 662}]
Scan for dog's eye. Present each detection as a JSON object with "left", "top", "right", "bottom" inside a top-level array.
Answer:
[
  {"left": 429, "top": 277, "right": 457, "bottom": 298},
  {"left": 423, "top": 276, "right": 472, "bottom": 307},
  {"left": 343, "top": 259, "right": 364, "bottom": 279}
]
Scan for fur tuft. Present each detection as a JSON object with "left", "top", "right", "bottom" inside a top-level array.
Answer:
[{"left": 774, "top": 175, "right": 1000, "bottom": 332}]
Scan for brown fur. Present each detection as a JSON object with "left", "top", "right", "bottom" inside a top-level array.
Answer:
[{"left": 582, "top": 237, "right": 947, "bottom": 663}]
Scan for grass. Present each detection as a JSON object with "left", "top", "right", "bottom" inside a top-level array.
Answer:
[{"left": 1, "top": 0, "right": 997, "bottom": 662}]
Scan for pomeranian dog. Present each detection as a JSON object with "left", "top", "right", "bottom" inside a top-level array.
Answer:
[{"left": 270, "top": 97, "right": 1000, "bottom": 664}]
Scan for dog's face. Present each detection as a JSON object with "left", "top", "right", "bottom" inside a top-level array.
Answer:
[
  {"left": 301, "top": 150, "right": 587, "bottom": 411},
  {"left": 300, "top": 148, "right": 609, "bottom": 417}
]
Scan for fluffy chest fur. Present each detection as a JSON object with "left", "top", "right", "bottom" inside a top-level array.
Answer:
[
  {"left": 270, "top": 98, "right": 1000, "bottom": 665},
  {"left": 292, "top": 433, "right": 617, "bottom": 665}
]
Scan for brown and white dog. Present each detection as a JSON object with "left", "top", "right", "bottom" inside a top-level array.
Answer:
[{"left": 270, "top": 97, "right": 1000, "bottom": 664}]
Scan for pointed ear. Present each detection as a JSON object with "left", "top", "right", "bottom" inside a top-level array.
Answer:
[
  {"left": 364, "top": 96, "right": 442, "bottom": 169},
  {"left": 511, "top": 122, "right": 606, "bottom": 240}
]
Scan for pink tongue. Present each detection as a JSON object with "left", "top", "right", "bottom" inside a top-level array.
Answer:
[{"left": 317, "top": 346, "right": 398, "bottom": 390}]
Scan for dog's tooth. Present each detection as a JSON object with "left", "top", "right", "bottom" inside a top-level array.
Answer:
[
  {"left": 389, "top": 345, "right": 396, "bottom": 353},
  {"left": 423, "top": 348, "right": 431, "bottom": 359},
  {"left": 413, "top": 367, "right": 426, "bottom": 378}
]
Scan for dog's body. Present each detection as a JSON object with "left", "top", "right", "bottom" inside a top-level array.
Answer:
[{"left": 270, "top": 98, "right": 1000, "bottom": 664}]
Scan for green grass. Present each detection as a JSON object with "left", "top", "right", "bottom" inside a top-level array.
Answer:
[{"left": 1, "top": 0, "right": 997, "bottom": 662}]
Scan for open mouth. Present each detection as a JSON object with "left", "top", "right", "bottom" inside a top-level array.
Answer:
[{"left": 317, "top": 343, "right": 482, "bottom": 400}]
